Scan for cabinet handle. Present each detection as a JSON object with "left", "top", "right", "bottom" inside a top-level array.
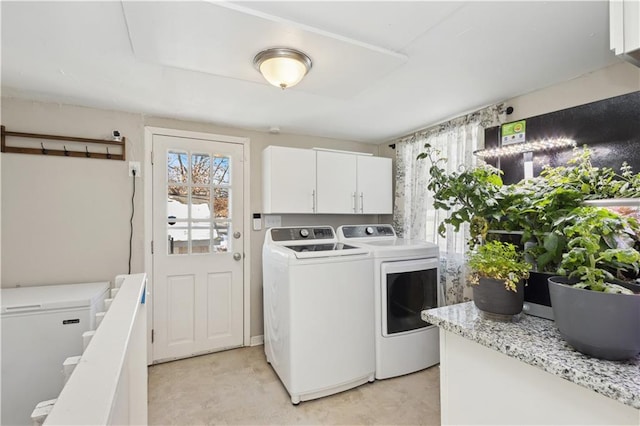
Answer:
[
  {"left": 360, "top": 192, "right": 364, "bottom": 213},
  {"left": 312, "top": 189, "right": 316, "bottom": 213}
]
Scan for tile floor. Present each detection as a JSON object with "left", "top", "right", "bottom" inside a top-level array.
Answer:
[{"left": 148, "top": 345, "right": 441, "bottom": 425}]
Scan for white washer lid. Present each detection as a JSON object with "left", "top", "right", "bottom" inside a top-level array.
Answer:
[{"left": 1, "top": 281, "right": 110, "bottom": 314}]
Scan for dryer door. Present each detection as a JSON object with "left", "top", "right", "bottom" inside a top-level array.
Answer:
[{"left": 381, "top": 258, "right": 439, "bottom": 337}]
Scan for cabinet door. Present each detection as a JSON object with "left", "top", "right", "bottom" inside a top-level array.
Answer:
[
  {"left": 357, "top": 156, "right": 392, "bottom": 214},
  {"left": 316, "top": 151, "right": 357, "bottom": 214},
  {"left": 262, "top": 146, "right": 316, "bottom": 213}
]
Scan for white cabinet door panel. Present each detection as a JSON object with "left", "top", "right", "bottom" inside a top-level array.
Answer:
[
  {"left": 316, "top": 151, "right": 357, "bottom": 214},
  {"left": 263, "top": 146, "right": 316, "bottom": 213},
  {"left": 357, "top": 156, "right": 392, "bottom": 214}
]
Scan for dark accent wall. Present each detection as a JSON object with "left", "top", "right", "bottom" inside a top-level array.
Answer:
[{"left": 485, "top": 91, "right": 640, "bottom": 184}]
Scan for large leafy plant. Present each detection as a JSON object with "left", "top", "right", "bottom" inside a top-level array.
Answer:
[
  {"left": 419, "top": 144, "right": 640, "bottom": 293},
  {"left": 417, "top": 143, "right": 504, "bottom": 249},
  {"left": 497, "top": 148, "right": 640, "bottom": 271},
  {"left": 539, "top": 147, "right": 640, "bottom": 199},
  {"left": 554, "top": 207, "right": 640, "bottom": 294},
  {"left": 468, "top": 240, "right": 531, "bottom": 292}
]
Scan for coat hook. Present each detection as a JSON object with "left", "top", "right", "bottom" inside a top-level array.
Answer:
[
  {"left": 41, "top": 142, "right": 48, "bottom": 155},
  {"left": 85, "top": 146, "right": 91, "bottom": 158},
  {"left": 64, "top": 146, "right": 70, "bottom": 156},
  {"left": 106, "top": 147, "right": 112, "bottom": 159}
]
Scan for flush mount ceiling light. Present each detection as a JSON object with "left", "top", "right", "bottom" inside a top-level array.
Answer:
[{"left": 253, "top": 48, "right": 312, "bottom": 90}]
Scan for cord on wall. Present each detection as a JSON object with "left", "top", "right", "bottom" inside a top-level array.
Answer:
[{"left": 129, "top": 169, "right": 136, "bottom": 274}]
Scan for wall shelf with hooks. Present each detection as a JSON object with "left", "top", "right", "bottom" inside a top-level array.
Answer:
[{"left": 1, "top": 125, "right": 126, "bottom": 161}]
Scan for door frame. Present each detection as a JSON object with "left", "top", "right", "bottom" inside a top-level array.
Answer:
[{"left": 143, "top": 126, "right": 251, "bottom": 365}]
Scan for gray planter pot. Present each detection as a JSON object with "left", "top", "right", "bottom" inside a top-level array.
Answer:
[
  {"left": 548, "top": 276, "right": 640, "bottom": 361},
  {"left": 473, "top": 277, "right": 524, "bottom": 320}
]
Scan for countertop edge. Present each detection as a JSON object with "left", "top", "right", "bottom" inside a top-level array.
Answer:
[{"left": 423, "top": 306, "right": 640, "bottom": 410}]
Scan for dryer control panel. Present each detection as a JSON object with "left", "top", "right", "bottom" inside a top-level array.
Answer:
[
  {"left": 341, "top": 225, "right": 396, "bottom": 238},
  {"left": 270, "top": 227, "right": 334, "bottom": 241}
]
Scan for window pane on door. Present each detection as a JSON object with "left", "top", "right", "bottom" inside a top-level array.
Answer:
[
  {"left": 214, "top": 188, "right": 230, "bottom": 219},
  {"left": 168, "top": 151, "right": 188, "bottom": 183},
  {"left": 192, "top": 187, "right": 211, "bottom": 219},
  {"left": 192, "top": 222, "right": 211, "bottom": 254},
  {"left": 212, "top": 157, "right": 230, "bottom": 185},
  {"left": 213, "top": 222, "right": 230, "bottom": 253},
  {"left": 167, "top": 222, "right": 189, "bottom": 255},
  {"left": 192, "top": 154, "right": 211, "bottom": 184},
  {"left": 168, "top": 186, "right": 188, "bottom": 220}
]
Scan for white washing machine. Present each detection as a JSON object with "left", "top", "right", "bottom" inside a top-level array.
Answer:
[
  {"left": 337, "top": 224, "right": 441, "bottom": 379},
  {"left": 262, "top": 226, "right": 375, "bottom": 404}
]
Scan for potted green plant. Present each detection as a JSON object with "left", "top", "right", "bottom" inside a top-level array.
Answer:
[
  {"left": 418, "top": 143, "right": 640, "bottom": 358},
  {"left": 468, "top": 240, "right": 531, "bottom": 321},
  {"left": 508, "top": 147, "right": 640, "bottom": 272},
  {"left": 547, "top": 205, "right": 640, "bottom": 360},
  {"left": 417, "top": 143, "right": 504, "bottom": 250}
]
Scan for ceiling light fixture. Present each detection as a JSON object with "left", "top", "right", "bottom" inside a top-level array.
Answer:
[{"left": 253, "top": 48, "right": 312, "bottom": 90}]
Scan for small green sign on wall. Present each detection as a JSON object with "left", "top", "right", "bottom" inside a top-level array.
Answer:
[{"left": 501, "top": 120, "right": 526, "bottom": 145}]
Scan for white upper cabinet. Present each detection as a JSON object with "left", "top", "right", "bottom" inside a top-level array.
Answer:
[
  {"left": 262, "top": 146, "right": 393, "bottom": 214},
  {"left": 262, "top": 146, "right": 316, "bottom": 213},
  {"left": 357, "top": 155, "right": 392, "bottom": 214},
  {"left": 610, "top": 0, "right": 640, "bottom": 67},
  {"left": 316, "top": 151, "right": 357, "bottom": 214}
]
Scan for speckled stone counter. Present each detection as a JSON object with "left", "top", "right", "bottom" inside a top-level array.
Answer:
[{"left": 422, "top": 302, "right": 640, "bottom": 410}]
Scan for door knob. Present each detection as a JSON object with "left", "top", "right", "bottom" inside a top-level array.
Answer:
[
  {"left": 233, "top": 252, "right": 242, "bottom": 261},
  {"left": 233, "top": 231, "right": 241, "bottom": 239}
]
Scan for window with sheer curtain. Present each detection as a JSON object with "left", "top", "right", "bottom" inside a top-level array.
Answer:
[{"left": 392, "top": 105, "right": 505, "bottom": 305}]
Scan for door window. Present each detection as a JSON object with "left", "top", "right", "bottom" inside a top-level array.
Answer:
[{"left": 167, "top": 151, "right": 231, "bottom": 255}]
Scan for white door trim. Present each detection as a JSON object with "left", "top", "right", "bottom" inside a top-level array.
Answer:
[{"left": 143, "top": 126, "right": 251, "bottom": 365}]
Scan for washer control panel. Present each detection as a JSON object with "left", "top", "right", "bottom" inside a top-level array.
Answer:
[
  {"left": 341, "top": 225, "right": 396, "bottom": 238},
  {"left": 270, "top": 227, "right": 335, "bottom": 241}
]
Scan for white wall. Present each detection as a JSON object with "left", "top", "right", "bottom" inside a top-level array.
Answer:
[
  {"left": 3, "top": 61, "right": 638, "bottom": 340},
  {"left": 505, "top": 61, "right": 640, "bottom": 121},
  {"left": 1, "top": 102, "right": 144, "bottom": 286},
  {"left": 0, "top": 98, "right": 381, "bottom": 338},
  {"left": 381, "top": 61, "right": 640, "bottom": 171}
]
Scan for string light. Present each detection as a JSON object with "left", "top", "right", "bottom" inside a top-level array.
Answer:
[{"left": 473, "top": 138, "right": 576, "bottom": 159}]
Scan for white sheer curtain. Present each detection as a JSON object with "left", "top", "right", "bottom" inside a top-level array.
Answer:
[{"left": 392, "top": 105, "right": 505, "bottom": 305}]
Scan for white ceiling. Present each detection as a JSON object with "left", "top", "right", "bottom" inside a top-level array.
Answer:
[{"left": 1, "top": 1, "right": 620, "bottom": 144}]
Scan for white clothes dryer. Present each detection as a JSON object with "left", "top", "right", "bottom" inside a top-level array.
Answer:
[
  {"left": 337, "top": 224, "right": 441, "bottom": 379},
  {"left": 262, "top": 226, "right": 375, "bottom": 404}
]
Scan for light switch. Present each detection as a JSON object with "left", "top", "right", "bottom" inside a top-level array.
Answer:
[{"left": 253, "top": 213, "right": 262, "bottom": 231}]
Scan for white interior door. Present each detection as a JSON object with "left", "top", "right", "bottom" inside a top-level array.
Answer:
[{"left": 152, "top": 134, "right": 244, "bottom": 362}]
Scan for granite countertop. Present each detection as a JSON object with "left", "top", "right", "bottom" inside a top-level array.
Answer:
[{"left": 422, "top": 302, "right": 640, "bottom": 410}]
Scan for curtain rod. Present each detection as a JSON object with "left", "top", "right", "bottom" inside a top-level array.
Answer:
[{"left": 387, "top": 103, "right": 512, "bottom": 150}]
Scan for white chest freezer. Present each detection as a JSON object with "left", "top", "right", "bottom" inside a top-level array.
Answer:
[{"left": 1, "top": 281, "right": 110, "bottom": 426}]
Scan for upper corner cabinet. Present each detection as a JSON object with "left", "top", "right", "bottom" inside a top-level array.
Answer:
[
  {"left": 356, "top": 155, "right": 392, "bottom": 214},
  {"left": 263, "top": 145, "right": 317, "bottom": 213}
]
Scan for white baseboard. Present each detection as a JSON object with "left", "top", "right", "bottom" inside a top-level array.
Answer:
[{"left": 250, "top": 335, "right": 264, "bottom": 346}]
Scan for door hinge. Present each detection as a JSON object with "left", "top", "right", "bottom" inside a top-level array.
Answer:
[
  {"left": 151, "top": 240, "right": 154, "bottom": 254},
  {"left": 151, "top": 329, "right": 154, "bottom": 343},
  {"left": 151, "top": 150, "right": 154, "bottom": 165}
]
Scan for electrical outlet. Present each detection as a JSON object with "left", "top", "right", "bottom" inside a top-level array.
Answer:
[{"left": 128, "top": 161, "right": 141, "bottom": 178}]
